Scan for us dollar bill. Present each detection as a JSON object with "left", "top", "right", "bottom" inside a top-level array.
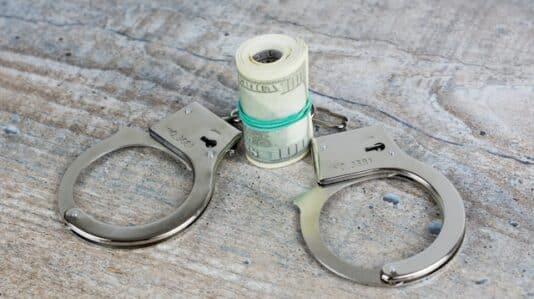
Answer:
[{"left": 235, "top": 34, "right": 312, "bottom": 168}]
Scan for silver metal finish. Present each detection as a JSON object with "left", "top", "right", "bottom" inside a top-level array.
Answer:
[
  {"left": 311, "top": 105, "right": 349, "bottom": 130},
  {"left": 294, "top": 126, "right": 465, "bottom": 286},
  {"left": 58, "top": 102, "right": 241, "bottom": 247}
]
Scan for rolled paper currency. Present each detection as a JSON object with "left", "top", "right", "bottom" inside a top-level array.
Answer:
[{"left": 235, "top": 34, "right": 312, "bottom": 168}]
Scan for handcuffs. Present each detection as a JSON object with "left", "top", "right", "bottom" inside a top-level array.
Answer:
[
  {"left": 294, "top": 126, "right": 466, "bottom": 286},
  {"left": 58, "top": 102, "right": 465, "bottom": 287}
]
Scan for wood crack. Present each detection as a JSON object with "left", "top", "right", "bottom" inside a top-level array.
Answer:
[
  {"left": 0, "top": 14, "right": 231, "bottom": 63},
  {"left": 266, "top": 15, "right": 526, "bottom": 77},
  {"left": 310, "top": 88, "right": 533, "bottom": 165}
]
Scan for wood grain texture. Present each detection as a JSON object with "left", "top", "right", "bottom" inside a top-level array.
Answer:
[{"left": 0, "top": 0, "right": 532, "bottom": 298}]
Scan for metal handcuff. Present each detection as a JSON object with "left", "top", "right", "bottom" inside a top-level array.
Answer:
[
  {"left": 58, "top": 102, "right": 465, "bottom": 287},
  {"left": 294, "top": 126, "right": 466, "bottom": 286},
  {"left": 58, "top": 103, "right": 241, "bottom": 246}
]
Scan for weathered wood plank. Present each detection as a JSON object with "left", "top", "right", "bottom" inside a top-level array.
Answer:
[{"left": 0, "top": 0, "right": 532, "bottom": 298}]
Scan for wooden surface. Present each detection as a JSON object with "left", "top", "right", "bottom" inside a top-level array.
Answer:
[{"left": 1, "top": 0, "right": 533, "bottom": 298}]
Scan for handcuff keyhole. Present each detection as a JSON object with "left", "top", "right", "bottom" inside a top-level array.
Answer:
[
  {"left": 365, "top": 142, "right": 385, "bottom": 152},
  {"left": 200, "top": 136, "right": 217, "bottom": 148}
]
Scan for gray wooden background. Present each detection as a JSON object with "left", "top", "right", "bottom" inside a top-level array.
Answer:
[{"left": 0, "top": 0, "right": 532, "bottom": 298}]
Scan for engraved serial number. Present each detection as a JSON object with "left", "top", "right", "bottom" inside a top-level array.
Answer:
[
  {"left": 332, "top": 157, "right": 373, "bottom": 171},
  {"left": 167, "top": 128, "right": 194, "bottom": 148}
]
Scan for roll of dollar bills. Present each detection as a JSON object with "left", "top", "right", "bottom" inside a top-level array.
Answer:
[{"left": 235, "top": 34, "right": 312, "bottom": 168}]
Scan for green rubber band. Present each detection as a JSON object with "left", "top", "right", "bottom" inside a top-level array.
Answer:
[{"left": 238, "top": 95, "right": 312, "bottom": 132}]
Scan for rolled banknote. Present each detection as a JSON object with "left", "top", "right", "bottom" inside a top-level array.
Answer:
[{"left": 235, "top": 34, "right": 312, "bottom": 168}]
